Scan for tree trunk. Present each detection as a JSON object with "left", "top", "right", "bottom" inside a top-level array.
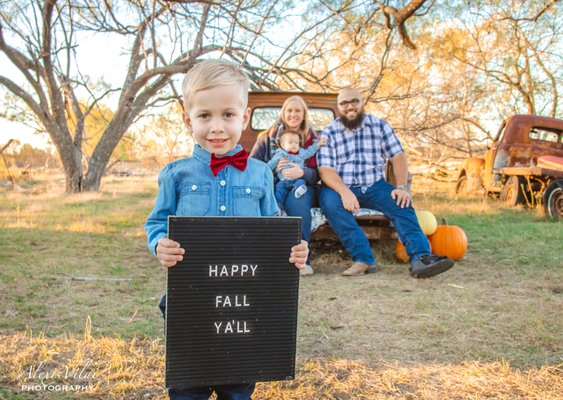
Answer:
[
  {"left": 58, "top": 146, "right": 83, "bottom": 193},
  {"left": 82, "top": 112, "right": 135, "bottom": 192},
  {"left": 82, "top": 159, "right": 105, "bottom": 192}
]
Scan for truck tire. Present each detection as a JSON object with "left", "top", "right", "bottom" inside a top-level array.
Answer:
[
  {"left": 543, "top": 179, "right": 562, "bottom": 220},
  {"left": 500, "top": 176, "right": 526, "bottom": 206}
]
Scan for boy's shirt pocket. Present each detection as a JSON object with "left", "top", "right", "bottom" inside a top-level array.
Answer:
[
  {"left": 232, "top": 185, "right": 263, "bottom": 215},
  {"left": 177, "top": 182, "right": 212, "bottom": 216}
]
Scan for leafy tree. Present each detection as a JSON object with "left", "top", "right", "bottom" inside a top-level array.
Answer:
[
  {"left": 13, "top": 143, "right": 59, "bottom": 169},
  {"left": 0, "top": 1, "right": 346, "bottom": 191},
  {"left": 295, "top": 0, "right": 561, "bottom": 168},
  {"left": 443, "top": 0, "right": 561, "bottom": 118},
  {"left": 0, "top": 0, "right": 437, "bottom": 191},
  {"left": 133, "top": 103, "right": 194, "bottom": 167}
]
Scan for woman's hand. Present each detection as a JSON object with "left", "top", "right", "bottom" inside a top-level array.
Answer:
[
  {"left": 289, "top": 240, "right": 308, "bottom": 270},
  {"left": 281, "top": 163, "right": 304, "bottom": 180}
]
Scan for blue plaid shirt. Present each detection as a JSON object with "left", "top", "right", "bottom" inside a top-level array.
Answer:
[{"left": 317, "top": 114, "right": 404, "bottom": 192}]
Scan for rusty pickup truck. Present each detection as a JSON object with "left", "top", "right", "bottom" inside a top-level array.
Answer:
[
  {"left": 455, "top": 114, "right": 563, "bottom": 219},
  {"left": 244, "top": 91, "right": 397, "bottom": 240}
]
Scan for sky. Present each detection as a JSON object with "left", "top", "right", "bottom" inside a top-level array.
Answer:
[
  {"left": 0, "top": 119, "right": 51, "bottom": 150},
  {"left": 0, "top": 29, "right": 129, "bottom": 151}
]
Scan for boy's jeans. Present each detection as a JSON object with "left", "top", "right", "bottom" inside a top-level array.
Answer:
[
  {"left": 319, "top": 179, "right": 430, "bottom": 265},
  {"left": 274, "top": 178, "right": 307, "bottom": 206},
  {"left": 159, "top": 296, "right": 255, "bottom": 400},
  {"left": 168, "top": 384, "right": 255, "bottom": 400}
]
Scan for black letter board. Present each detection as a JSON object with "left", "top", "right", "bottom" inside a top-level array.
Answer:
[{"left": 166, "top": 216, "right": 301, "bottom": 388}]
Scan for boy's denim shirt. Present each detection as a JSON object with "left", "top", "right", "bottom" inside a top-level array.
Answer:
[{"left": 145, "top": 144, "right": 278, "bottom": 255}]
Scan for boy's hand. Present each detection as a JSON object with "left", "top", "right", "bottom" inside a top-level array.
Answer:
[
  {"left": 156, "top": 238, "right": 185, "bottom": 268},
  {"left": 289, "top": 240, "right": 308, "bottom": 270},
  {"left": 318, "top": 136, "right": 328, "bottom": 146}
]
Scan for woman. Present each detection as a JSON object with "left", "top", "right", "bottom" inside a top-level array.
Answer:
[{"left": 250, "top": 95, "right": 319, "bottom": 276}]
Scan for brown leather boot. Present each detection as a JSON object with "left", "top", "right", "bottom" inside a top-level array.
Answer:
[{"left": 342, "top": 261, "right": 377, "bottom": 276}]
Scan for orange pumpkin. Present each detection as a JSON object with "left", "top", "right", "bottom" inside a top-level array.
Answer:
[
  {"left": 395, "top": 240, "right": 409, "bottom": 263},
  {"left": 428, "top": 218, "right": 468, "bottom": 260},
  {"left": 416, "top": 210, "right": 438, "bottom": 235},
  {"left": 395, "top": 238, "right": 432, "bottom": 263}
]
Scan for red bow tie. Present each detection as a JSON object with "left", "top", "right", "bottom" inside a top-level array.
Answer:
[
  {"left": 209, "top": 149, "right": 249, "bottom": 176},
  {"left": 287, "top": 150, "right": 299, "bottom": 155}
]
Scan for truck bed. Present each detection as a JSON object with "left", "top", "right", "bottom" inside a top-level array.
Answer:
[{"left": 499, "top": 166, "right": 563, "bottom": 179}]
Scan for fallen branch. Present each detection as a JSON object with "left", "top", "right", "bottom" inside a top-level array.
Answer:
[
  {"left": 35, "top": 273, "right": 132, "bottom": 282},
  {"left": 412, "top": 172, "right": 457, "bottom": 182}
]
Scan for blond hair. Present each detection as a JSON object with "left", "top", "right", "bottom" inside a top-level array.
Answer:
[
  {"left": 182, "top": 59, "right": 249, "bottom": 111},
  {"left": 272, "top": 95, "right": 311, "bottom": 144}
]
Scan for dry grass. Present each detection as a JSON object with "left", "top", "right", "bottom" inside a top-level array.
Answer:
[
  {"left": 1, "top": 173, "right": 562, "bottom": 399},
  {"left": 1, "top": 331, "right": 561, "bottom": 399},
  {"left": 0, "top": 173, "right": 155, "bottom": 235}
]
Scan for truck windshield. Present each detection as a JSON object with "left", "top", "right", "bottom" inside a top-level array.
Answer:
[
  {"left": 250, "top": 107, "right": 335, "bottom": 132},
  {"left": 494, "top": 122, "right": 507, "bottom": 142},
  {"left": 529, "top": 128, "right": 561, "bottom": 143}
]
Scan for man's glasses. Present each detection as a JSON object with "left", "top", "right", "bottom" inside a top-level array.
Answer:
[{"left": 338, "top": 98, "right": 360, "bottom": 107}]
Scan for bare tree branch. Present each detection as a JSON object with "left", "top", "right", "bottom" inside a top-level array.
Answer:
[{"left": 374, "top": 0, "right": 429, "bottom": 49}]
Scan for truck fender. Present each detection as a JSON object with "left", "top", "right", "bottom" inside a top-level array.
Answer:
[{"left": 456, "top": 157, "right": 485, "bottom": 194}]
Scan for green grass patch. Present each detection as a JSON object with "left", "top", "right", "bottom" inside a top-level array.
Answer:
[{"left": 0, "top": 174, "right": 561, "bottom": 372}]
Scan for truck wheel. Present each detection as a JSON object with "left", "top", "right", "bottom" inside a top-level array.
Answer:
[
  {"left": 455, "top": 176, "right": 467, "bottom": 194},
  {"left": 500, "top": 176, "right": 526, "bottom": 206},
  {"left": 543, "top": 179, "right": 562, "bottom": 220}
]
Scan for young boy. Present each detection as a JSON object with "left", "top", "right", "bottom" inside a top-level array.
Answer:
[
  {"left": 267, "top": 130, "right": 327, "bottom": 207},
  {"left": 145, "top": 59, "right": 308, "bottom": 400}
]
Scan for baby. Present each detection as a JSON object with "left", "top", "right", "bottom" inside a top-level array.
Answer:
[{"left": 267, "top": 130, "right": 327, "bottom": 206}]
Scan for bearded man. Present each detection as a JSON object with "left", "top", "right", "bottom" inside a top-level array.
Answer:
[{"left": 316, "top": 87, "right": 455, "bottom": 278}]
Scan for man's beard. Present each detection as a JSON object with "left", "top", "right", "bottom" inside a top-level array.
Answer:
[{"left": 340, "top": 110, "right": 365, "bottom": 130}]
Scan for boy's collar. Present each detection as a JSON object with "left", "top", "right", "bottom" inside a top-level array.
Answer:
[{"left": 193, "top": 144, "right": 243, "bottom": 162}]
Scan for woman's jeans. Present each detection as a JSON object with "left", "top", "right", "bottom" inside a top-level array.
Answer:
[
  {"left": 282, "top": 183, "right": 316, "bottom": 264},
  {"left": 275, "top": 178, "right": 307, "bottom": 206},
  {"left": 319, "top": 179, "right": 429, "bottom": 265}
]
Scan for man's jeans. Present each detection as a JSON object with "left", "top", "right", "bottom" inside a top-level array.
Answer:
[{"left": 319, "top": 179, "right": 430, "bottom": 265}]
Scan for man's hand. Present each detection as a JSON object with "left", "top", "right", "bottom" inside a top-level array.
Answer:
[
  {"left": 289, "top": 240, "right": 308, "bottom": 270},
  {"left": 391, "top": 187, "right": 412, "bottom": 208},
  {"left": 156, "top": 237, "right": 185, "bottom": 268},
  {"left": 340, "top": 188, "right": 360, "bottom": 213}
]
